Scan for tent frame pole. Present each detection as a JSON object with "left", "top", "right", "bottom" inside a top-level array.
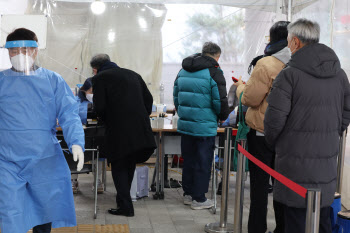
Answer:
[{"left": 288, "top": 0, "right": 293, "bottom": 21}]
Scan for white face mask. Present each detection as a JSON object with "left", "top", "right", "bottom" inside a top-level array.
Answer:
[
  {"left": 10, "top": 53, "right": 35, "bottom": 72},
  {"left": 288, "top": 38, "right": 297, "bottom": 55},
  {"left": 288, "top": 47, "right": 296, "bottom": 56},
  {"left": 86, "top": 94, "right": 93, "bottom": 103}
]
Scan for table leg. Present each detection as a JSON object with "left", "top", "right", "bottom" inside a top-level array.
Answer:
[
  {"left": 160, "top": 132, "right": 165, "bottom": 199},
  {"left": 102, "top": 159, "right": 107, "bottom": 191},
  {"left": 153, "top": 133, "right": 163, "bottom": 199}
]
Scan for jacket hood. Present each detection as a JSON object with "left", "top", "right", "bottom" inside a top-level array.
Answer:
[
  {"left": 98, "top": 61, "right": 119, "bottom": 73},
  {"left": 272, "top": 47, "right": 291, "bottom": 65},
  {"left": 182, "top": 53, "right": 219, "bottom": 72},
  {"left": 288, "top": 43, "right": 341, "bottom": 79}
]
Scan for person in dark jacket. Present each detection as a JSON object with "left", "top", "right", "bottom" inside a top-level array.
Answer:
[
  {"left": 173, "top": 42, "right": 229, "bottom": 210},
  {"left": 91, "top": 54, "right": 156, "bottom": 217},
  {"left": 235, "top": 21, "right": 291, "bottom": 233},
  {"left": 264, "top": 18, "right": 350, "bottom": 233}
]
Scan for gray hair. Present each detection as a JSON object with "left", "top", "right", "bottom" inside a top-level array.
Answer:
[
  {"left": 90, "top": 54, "right": 110, "bottom": 69},
  {"left": 287, "top": 18, "right": 320, "bottom": 44},
  {"left": 202, "top": 42, "right": 221, "bottom": 57}
]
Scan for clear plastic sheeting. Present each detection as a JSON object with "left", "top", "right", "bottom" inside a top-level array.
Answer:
[
  {"left": 293, "top": 0, "right": 350, "bottom": 76},
  {"left": 54, "top": 0, "right": 314, "bottom": 14},
  {"left": 162, "top": 5, "right": 277, "bottom": 106},
  {"left": 22, "top": 1, "right": 166, "bottom": 100},
  {"left": 0, "top": 48, "right": 12, "bottom": 70}
]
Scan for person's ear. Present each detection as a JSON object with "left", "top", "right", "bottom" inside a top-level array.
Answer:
[{"left": 294, "top": 37, "right": 302, "bottom": 49}]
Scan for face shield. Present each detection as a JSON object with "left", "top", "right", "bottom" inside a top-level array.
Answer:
[{"left": 4, "top": 40, "right": 39, "bottom": 76}]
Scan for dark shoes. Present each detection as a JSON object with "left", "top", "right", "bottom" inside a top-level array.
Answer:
[{"left": 108, "top": 208, "right": 134, "bottom": 217}]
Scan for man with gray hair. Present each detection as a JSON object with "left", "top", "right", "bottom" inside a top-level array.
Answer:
[
  {"left": 173, "top": 42, "right": 229, "bottom": 210},
  {"left": 264, "top": 18, "right": 350, "bottom": 233},
  {"left": 90, "top": 53, "right": 111, "bottom": 75},
  {"left": 90, "top": 53, "right": 156, "bottom": 217}
]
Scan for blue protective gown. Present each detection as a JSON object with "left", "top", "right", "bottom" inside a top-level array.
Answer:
[
  {"left": 76, "top": 97, "right": 89, "bottom": 125},
  {"left": 0, "top": 68, "right": 85, "bottom": 233}
]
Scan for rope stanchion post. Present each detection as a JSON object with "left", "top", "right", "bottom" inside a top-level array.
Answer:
[
  {"left": 236, "top": 142, "right": 320, "bottom": 233},
  {"left": 305, "top": 189, "right": 321, "bottom": 233},
  {"left": 332, "top": 129, "right": 347, "bottom": 231},
  {"left": 233, "top": 140, "right": 247, "bottom": 233},
  {"left": 211, "top": 150, "right": 217, "bottom": 214},
  {"left": 336, "top": 130, "right": 347, "bottom": 194},
  {"left": 205, "top": 127, "right": 234, "bottom": 233},
  {"left": 220, "top": 127, "right": 233, "bottom": 228}
]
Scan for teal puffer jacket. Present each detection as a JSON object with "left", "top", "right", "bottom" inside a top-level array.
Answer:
[{"left": 173, "top": 54, "right": 229, "bottom": 136}]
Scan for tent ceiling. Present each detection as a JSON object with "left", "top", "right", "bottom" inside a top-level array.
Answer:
[{"left": 56, "top": 0, "right": 317, "bottom": 14}]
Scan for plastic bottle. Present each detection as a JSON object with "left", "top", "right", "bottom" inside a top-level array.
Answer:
[
  {"left": 159, "top": 83, "right": 164, "bottom": 104},
  {"left": 172, "top": 112, "right": 179, "bottom": 128}
]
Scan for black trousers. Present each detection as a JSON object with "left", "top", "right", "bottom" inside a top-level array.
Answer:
[
  {"left": 181, "top": 134, "right": 215, "bottom": 202},
  {"left": 247, "top": 130, "right": 284, "bottom": 233},
  {"left": 283, "top": 204, "right": 332, "bottom": 233},
  {"left": 111, "top": 157, "right": 136, "bottom": 213},
  {"left": 33, "top": 223, "right": 52, "bottom": 233}
]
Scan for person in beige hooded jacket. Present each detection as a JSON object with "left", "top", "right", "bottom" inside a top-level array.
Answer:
[{"left": 234, "top": 21, "right": 291, "bottom": 233}]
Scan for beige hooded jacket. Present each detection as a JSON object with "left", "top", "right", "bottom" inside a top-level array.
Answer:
[{"left": 236, "top": 47, "right": 290, "bottom": 133}]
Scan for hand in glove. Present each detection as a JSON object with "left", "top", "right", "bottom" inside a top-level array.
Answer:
[{"left": 72, "top": 145, "right": 84, "bottom": 171}]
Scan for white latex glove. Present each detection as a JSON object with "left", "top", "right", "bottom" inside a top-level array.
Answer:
[{"left": 72, "top": 145, "right": 84, "bottom": 171}]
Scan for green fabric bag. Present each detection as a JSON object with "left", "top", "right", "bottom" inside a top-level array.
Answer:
[{"left": 232, "top": 92, "right": 250, "bottom": 172}]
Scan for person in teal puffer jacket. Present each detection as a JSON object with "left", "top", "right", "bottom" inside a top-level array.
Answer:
[{"left": 173, "top": 42, "right": 229, "bottom": 210}]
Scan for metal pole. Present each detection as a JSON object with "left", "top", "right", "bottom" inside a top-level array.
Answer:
[
  {"left": 156, "top": 133, "right": 160, "bottom": 195},
  {"left": 94, "top": 146, "right": 99, "bottom": 219},
  {"left": 233, "top": 140, "right": 247, "bottom": 233},
  {"left": 102, "top": 159, "right": 107, "bottom": 191},
  {"left": 220, "top": 127, "right": 233, "bottom": 228},
  {"left": 205, "top": 127, "right": 234, "bottom": 233},
  {"left": 275, "top": 0, "right": 283, "bottom": 21},
  {"left": 211, "top": 150, "right": 217, "bottom": 214},
  {"left": 153, "top": 133, "right": 160, "bottom": 199},
  {"left": 305, "top": 189, "right": 321, "bottom": 233},
  {"left": 288, "top": 0, "right": 293, "bottom": 22},
  {"left": 336, "top": 130, "right": 347, "bottom": 194},
  {"left": 160, "top": 132, "right": 165, "bottom": 199}
]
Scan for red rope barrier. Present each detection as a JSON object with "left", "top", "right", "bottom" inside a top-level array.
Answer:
[{"left": 237, "top": 144, "right": 307, "bottom": 199}]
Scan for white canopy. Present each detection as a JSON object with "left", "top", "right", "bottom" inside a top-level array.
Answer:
[{"left": 55, "top": 0, "right": 317, "bottom": 13}]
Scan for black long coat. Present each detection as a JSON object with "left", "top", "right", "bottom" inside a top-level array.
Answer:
[
  {"left": 92, "top": 66, "right": 156, "bottom": 163},
  {"left": 264, "top": 43, "right": 350, "bottom": 208}
]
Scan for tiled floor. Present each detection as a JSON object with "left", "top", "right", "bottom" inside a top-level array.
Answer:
[
  {"left": 0, "top": 225, "right": 130, "bottom": 233},
  {"left": 73, "top": 166, "right": 278, "bottom": 233}
]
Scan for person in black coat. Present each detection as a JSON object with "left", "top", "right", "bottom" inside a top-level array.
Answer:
[
  {"left": 90, "top": 54, "right": 156, "bottom": 217},
  {"left": 264, "top": 19, "right": 350, "bottom": 233}
]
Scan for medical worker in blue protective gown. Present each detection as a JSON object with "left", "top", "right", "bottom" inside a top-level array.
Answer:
[{"left": 0, "top": 28, "right": 85, "bottom": 233}]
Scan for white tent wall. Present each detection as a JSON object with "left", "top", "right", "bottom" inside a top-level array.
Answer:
[
  {"left": 21, "top": 1, "right": 166, "bottom": 100},
  {"left": 161, "top": 5, "right": 278, "bottom": 107},
  {"left": 26, "top": 1, "right": 92, "bottom": 86},
  {"left": 293, "top": 0, "right": 350, "bottom": 77},
  {"left": 330, "top": 0, "right": 350, "bottom": 209}
]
